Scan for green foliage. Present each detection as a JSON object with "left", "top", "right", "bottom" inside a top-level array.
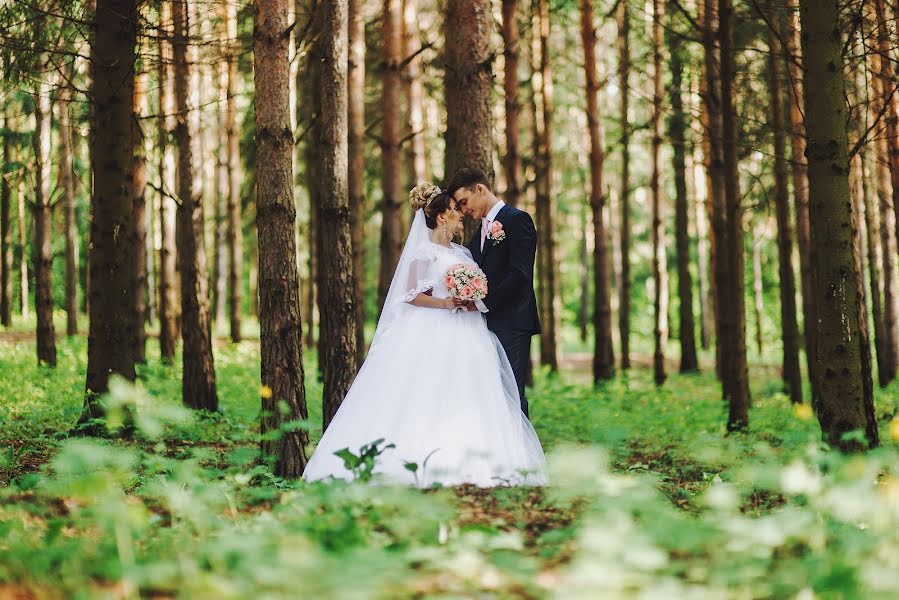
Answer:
[{"left": 1, "top": 337, "right": 899, "bottom": 598}]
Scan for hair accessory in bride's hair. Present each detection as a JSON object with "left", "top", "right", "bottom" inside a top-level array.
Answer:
[{"left": 409, "top": 182, "right": 442, "bottom": 211}]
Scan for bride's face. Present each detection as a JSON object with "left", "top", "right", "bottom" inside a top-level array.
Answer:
[{"left": 442, "top": 201, "right": 464, "bottom": 236}]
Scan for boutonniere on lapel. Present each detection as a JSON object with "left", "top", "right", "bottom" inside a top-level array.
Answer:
[{"left": 487, "top": 221, "right": 506, "bottom": 246}]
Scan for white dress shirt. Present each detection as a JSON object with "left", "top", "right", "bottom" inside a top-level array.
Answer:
[{"left": 480, "top": 200, "right": 506, "bottom": 252}]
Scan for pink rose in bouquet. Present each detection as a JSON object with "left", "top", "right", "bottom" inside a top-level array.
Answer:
[{"left": 445, "top": 263, "right": 488, "bottom": 302}]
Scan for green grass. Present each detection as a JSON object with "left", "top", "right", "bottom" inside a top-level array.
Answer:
[{"left": 1, "top": 330, "right": 899, "bottom": 598}]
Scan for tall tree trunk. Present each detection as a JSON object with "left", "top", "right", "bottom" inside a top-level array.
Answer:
[
  {"left": 223, "top": 0, "right": 242, "bottom": 343},
  {"left": 378, "top": 0, "right": 404, "bottom": 314},
  {"left": 767, "top": 9, "right": 802, "bottom": 402},
  {"left": 78, "top": 0, "right": 137, "bottom": 432},
  {"left": 173, "top": 0, "right": 217, "bottom": 411},
  {"left": 157, "top": 0, "right": 179, "bottom": 363},
  {"left": 693, "top": 141, "right": 713, "bottom": 351},
  {"left": 616, "top": 0, "right": 631, "bottom": 370},
  {"left": 403, "top": 0, "right": 427, "bottom": 186},
  {"left": 872, "top": 0, "right": 899, "bottom": 384},
  {"left": 667, "top": 4, "right": 698, "bottom": 373},
  {"left": 132, "top": 60, "right": 148, "bottom": 364},
  {"left": 870, "top": 10, "right": 899, "bottom": 384},
  {"left": 32, "top": 72, "right": 57, "bottom": 367},
  {"left": 58, "top": 82, "right": 79, "bottom": 336},
  {"left": 16, "top": 148, "right": 27, "bottom": 320},
  {"left": 316, "top": 0, "right": 358, "bottom": 430},
  {"left": 254, "top": 0, "right": 309, "bottom": 476},
  {"left": 533, "top": 0, "right": 558, "bottom": 370},
  {"left": 501, "top": 0, "right": 523, "bottom": 207},
  {"left": 580, "top": 0, "right": 612, "bottom": 380},
  {"left": 650, "top": 0, "right": 668, "bottom": 386},
  {"left": 445, "top": 0, "right": 495, "bottom": 247},
  {"left": 348, "top": 0, "right": 365, "bottom": 366},
  {"left": 703, "top": 0, "right": 726, "bottom": 382},
  {"left": 213, "top": 59, "right": 229, "bottom": 332},
  {"left": 861, "top": 145, "right": 887, "bottom": 386},
  {"left": 787, "top": 0, "right": 816, "bottom": 398},
  {"left": 0, "top": 102, "right": 10, "bottom": 327},
  {"left": 752, "top": 227, "right": 764, "bottom": 355},
  {"left": 720, "top": 0, "right": 750, "bottom": 429},
  {"left": 799, "top": 0, "right": 877, "bottom": 450}
]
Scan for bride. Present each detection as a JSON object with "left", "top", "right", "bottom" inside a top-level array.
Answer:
[{"left": 302, "top": 183, "right": 547, "bottom": 487}]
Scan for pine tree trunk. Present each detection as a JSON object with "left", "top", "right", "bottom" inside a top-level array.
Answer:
[
  {"left": 377, "top": 0, "right": 405, "bottom": 314},
  {"left": 870, "top": 14, "right": 899, "bottom": 384},
  {"left": 157, "top": 1, "right": 179, "bottom": 363},
  {"left": 787, "top": 0, "right": 817, "bottom": 397},
  {"left": 720, "top": 0, "right": 750, "bottom": 429},
  {"left": 316, "top": 0, "right": 358, "bottom": 431},
  {"left": 501, "top": 0, "right": 523, "bottom": 207},
  {"left": 693, "top": 140, "right": 713, "bottom": 351},
  {"left": 667, "top": 5, "right": 698, "bottom": 373},
  {"left": 767, "top": 10, "right": 802, "bottom": 402},
  {"left": 579, "top": 0, "right": 613, "bottom": 380},
  {"left": 752, "top": 229, "right": 764, "bottom": 355},
  {"left": 445, "top": 0, "right": 495, "bottom": 240},
  {"left": 16, "top": 150, "right": 27, "bottom": 320},
  {"left": 348, "top": 0, "right": 365, "bottom": 366},
  {"left": 32, "top": 73, "right": 57, "bottom": 367},
  {"left": 616, "top": 0, "right": 631, "bottom": 370},
  {"left": 403, "top": 0, "right": 427, "bottom": 186},
  {"left": 799, "top": 0, "right": 878, "bottom": 450},
  {"left": 0, "top": 101, "right": 10, "bottom": 327},
  {"left": 222, "top": 3, "right": 244, "bottom": 343},
  {"left": 173, "top": 0, "right": 217, "bottom": 411},
  {"left": 532, "top": 0, "right": 557, "bottom": 370},
  {"left": 873, "top": 0, "right": 899, "bottom": 384},
  {"left": 649, "top": 0, "right": 668, "bottom": 385},
  {"left": 132, "top": 62, "right": 148, "bottom": 364},
  {"left": 58, "top": 83, "right": 79, "bottom": 336},
  {"left": 703, "top": 0, "right": 727, "bottom": 382},
  {"left": 223, "top": 0, "right": 242, "bottom": 343},
  {"left": 860, "top": 146, "right": 887, "bottom": 387},
  {"left": 78, "top": 0, "right": 138, "bottom": 431},
  {"left": 255, "top": 0, "right": 309, "bottom": 476},
  {"left": 213, "top": 59, "right": 229, "bottom": 332}
]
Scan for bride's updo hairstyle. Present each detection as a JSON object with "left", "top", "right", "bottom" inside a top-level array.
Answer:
[{"left": 409, "top": 182, "right": 454, "bottom": 230}]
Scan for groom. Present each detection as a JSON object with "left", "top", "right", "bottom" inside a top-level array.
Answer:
[{"left": 446, "top": 168, "right": 541, "bottom": 417}]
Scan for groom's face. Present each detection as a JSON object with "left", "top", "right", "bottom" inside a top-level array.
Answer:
[{"left": 453, "top": 185, "right": 487, "bottom": 219}]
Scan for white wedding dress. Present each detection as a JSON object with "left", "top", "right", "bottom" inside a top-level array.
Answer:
[{"left": 303, "top": 209, "right": 547, "bottom": 487}]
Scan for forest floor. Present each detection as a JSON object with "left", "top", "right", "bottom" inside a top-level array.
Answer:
[{"left": 2, "top": 325, "right": 899, "bottom": 598}]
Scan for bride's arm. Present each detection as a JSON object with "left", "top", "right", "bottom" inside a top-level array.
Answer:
[{"left": 408, "top": 293, "right": 455, "bottom": 310}]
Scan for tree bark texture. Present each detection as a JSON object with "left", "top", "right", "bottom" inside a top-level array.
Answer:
[
  {"left": 58, "top": 82, "right": 79, "bottom": 336},
  {"left": 255, "top": 0, "right": 309, "bottom": 476},
  {"left": 173, "top": 0, "right": 218, "bottom": 411},
  {"left": 799, "top": 0, "right": 878, "bottom": 450},
  {"left": 767, "top": 9, "right": 802, "bottom": 403},
  {"left": 667, "top": 4, "right": 698, "bottom": 373},
  {"left": 720, "top": 0, "right": 750, "bottom": 429},
  {"left": 617, "top": 0, "right": 631, "bottom": 370},
  {"left": 79, "top": 0, "right": 138, "bottom": 430},
  {"left": 348, "top": 0, "right": 366, "bottom": 366},
  {"left": 32, "top": 72, "right": 57, "bottom": 367},
  {"left": 580, "top": 0, "right": 613, "bottom": 381},
  {"left": 316, "top": 0, "right": 358, "bottom": 431}
]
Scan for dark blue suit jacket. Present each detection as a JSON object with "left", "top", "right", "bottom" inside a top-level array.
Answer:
[{"left": 468, "top": 204, "right": 541, "bottom": 335}]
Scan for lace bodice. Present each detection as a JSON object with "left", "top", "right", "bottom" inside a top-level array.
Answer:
[{"left": 400, "top": 242, "right": 477, "bottom": 302}]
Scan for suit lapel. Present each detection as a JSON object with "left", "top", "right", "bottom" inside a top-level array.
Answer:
[
  {"left": 469, "top": 229, "right": 483, "bottom": 264},
  {"left": 481, "top": 204, "right": 510, "bottom": 261}
]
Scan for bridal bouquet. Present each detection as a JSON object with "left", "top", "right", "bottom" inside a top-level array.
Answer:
[{"left": 444, "top": 263, "right": 488, "bottom": 301}]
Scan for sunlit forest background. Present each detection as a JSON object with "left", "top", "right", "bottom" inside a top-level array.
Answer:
[{"left": 2, "top": 0, "right": 899, "bottom": 597}]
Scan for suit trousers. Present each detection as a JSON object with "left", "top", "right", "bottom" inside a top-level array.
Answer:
[{"left": 493, "top": 329, "right": 532, "bottom": 418}]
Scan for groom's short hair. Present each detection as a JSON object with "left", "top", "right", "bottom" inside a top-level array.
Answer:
[{"left": 446, "top": 167, "right": 491, "bottom": 195}]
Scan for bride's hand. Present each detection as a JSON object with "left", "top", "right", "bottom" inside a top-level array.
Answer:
[{"left": 443, "top": 297, "right": 458, "bottom": 310}]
